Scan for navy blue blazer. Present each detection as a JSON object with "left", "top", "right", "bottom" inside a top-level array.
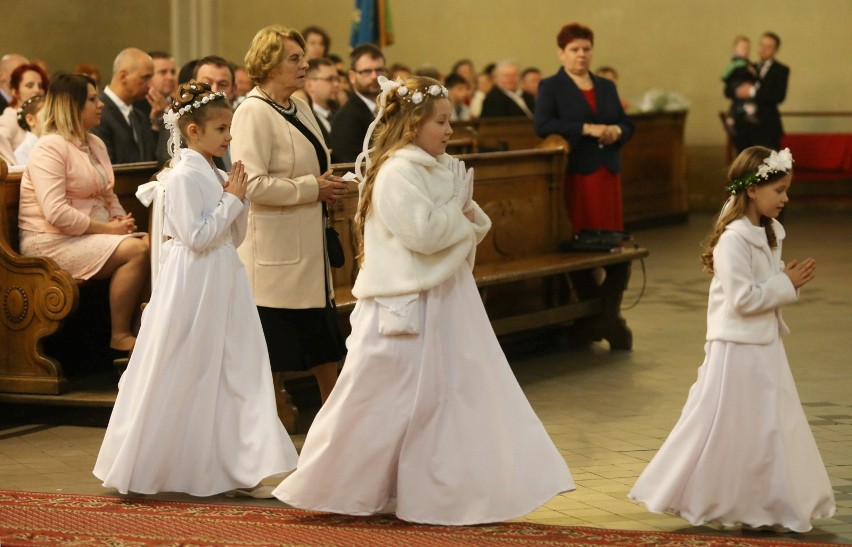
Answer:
[{"left": 534, "top": 68, "right": 633, "bottom": 175}]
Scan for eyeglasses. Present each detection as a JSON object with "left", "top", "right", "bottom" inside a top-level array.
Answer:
[
  {"left": 353, "top": 68, "right": 387, "bottom": 77},
  {"left": 310, "top": 76, "right": 340, "bottom": 83}
]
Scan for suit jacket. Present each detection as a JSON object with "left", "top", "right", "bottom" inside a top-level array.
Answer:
[
  {"left": 534, "top": 69, "right": 633, "bottom": 175},
  {"left": 329, "top": 93, "right": 374, "bottom": 163},
  {"left": 90, "top": 91, "right": 156, "bottom": 164},
  {"left": 752, "top": 60, "right": 789, "bottom": 148},
  {"left": 230, "top": 89, "right": 332, "bottom": 309},
  {"left": 0, "top": 92, "right": 9, "bottom": 113},
  {"left": 480, "top": 87, "right": 535, "bottom": 118},
  {"left": 18, "top": 133, "right": 125, "bottom": 235}
]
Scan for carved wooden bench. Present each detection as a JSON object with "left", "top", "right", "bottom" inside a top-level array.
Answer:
[{"left": 0, "top": 160, "right": 158, "bottom": 395}]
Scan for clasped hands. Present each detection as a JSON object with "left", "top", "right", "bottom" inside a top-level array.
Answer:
[
  {"left": 317, "top": 169, "right": 349, "bottom": 204},
  {"left": 107, "top": 213, "right": 138, "bottom": 235},
  {"left": 584, "top": 123, "right": 621, "bottom": 146},
  {"left": 784, "top": 257, "right": 816, "bottom": 289},
  {"left": 448, "top": 157, "right": 474, "bottom": 214}
]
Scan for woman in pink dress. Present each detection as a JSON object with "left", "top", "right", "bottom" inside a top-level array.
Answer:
[{"left": 18, "top": 73, "right": 149, "bottom": 358}]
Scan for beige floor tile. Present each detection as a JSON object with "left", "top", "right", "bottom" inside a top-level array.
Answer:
[{"left": 1, "top": 211, "right": 850, "bottom": 543}]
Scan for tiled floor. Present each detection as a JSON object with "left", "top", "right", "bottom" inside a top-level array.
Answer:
[{"left": 2, "top": 208, "right": 851, "bottom": 544}]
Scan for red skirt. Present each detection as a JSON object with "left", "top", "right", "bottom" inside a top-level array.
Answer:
[{"left": 565, "top": 167, "right": 623, "bottom": 231}]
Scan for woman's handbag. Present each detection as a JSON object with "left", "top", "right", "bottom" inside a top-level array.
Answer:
[
  {"left": 325, "top": 220, "right": 345, "bottom": 268},
  {"left": 559, "top": 230, "right": 632, "bottom": 252}
]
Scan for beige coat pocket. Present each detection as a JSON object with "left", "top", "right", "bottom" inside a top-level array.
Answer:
[
  {"left": 376, "top": 293, "right": 421, "bottom": 336},
  {"left": 253, "top": 212, "right": 300, "bottom": 265}
]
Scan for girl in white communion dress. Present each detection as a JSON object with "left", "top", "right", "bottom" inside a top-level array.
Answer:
[
  {"left": 94, "top": 82, "right": 298, "bottom": 497},
  {"left": 273, "top": 75, "right": 574, "bottom": 525},
  {"left": 629, "top": 146, "right": 835, "bottom": 532}
]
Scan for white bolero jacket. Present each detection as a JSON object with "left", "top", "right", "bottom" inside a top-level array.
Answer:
[
  {"left": 706, "top": 217, "right": 798, "bottom": 345},
  {"left": 352, "top": 145, "right": 491, "bottom": 299}
]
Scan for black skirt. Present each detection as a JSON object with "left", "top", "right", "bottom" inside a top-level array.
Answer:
[{"left": 257, "top": 299, "right": 346, "bottom": 372}]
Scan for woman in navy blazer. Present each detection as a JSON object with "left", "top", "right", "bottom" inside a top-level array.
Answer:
[{"left": 534, "top": 23, "right": 633, "bottom": 231}]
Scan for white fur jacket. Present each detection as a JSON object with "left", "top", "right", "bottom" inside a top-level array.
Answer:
[
  {"left": 352, "top": 145, "right": 491, "bottom": 299},
  {"left": 706, "top": 217, "right": 798, "bottom": 344}
]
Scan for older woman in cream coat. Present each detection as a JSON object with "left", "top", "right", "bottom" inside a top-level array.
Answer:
[{"left": 231, "top": 25, "right": 349, "bottom": 409}]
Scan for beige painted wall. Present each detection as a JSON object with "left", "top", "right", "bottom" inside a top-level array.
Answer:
[
  {"left": 1, "top": 0, "right": 171, "bottom": 86},
  {"left": 4, "top": 0, "right": 850, "bottom": 210}
]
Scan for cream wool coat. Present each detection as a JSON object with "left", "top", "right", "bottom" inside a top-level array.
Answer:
[
  {"left": 706, "top": 217, "right": 797, "bottom": 345},
  {"left": 230, "top": 89, "right": 331, "bottom": 309},
  {"left": 352, "top": 144, "right": 491, "bottom": 300}
]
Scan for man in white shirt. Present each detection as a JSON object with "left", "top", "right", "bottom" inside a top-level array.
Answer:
[{"left": 304, "top": 58, "right": 341, "bottom": 142}]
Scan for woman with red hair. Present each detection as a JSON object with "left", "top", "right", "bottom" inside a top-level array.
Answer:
[
  {"left": 0, "top": 63, "right": 49, "bottom": 150},
  {"left": 534, "top": 23, "right": 633, "bottom": 232}
]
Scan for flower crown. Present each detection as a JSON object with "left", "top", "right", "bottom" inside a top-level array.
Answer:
[
  {"left": 165, "top": 89, "right": 228, "bottom": 125},
  {"left": 16, "top": 95, "right": 45, "bottom": 131},
  {"left": 378, "top": 75, "right": 448, "bottom": 107},
  {"left": 162, "top": 86, "right": 228, "bottom": 164},
  {"left": 724, "top": 147, "right": 794, "bottom": 195}
]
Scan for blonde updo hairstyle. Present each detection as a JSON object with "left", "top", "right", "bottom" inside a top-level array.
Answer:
[
  {"left": 244, "top": 24, "right": 306, "bottom": 85},
  {"left": 701, "top": 146, "right": 789, "bottom": 273},
  {"left": 356, "top": 75, "right": 450, "bottom": 262},
  {"left": 169, "top": 81, "right": 232, "bottom": 141}
]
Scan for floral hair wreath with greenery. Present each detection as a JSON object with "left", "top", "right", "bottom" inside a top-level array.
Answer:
[{"left": 724, "top": 147, "right": 794, "bottom": 195}]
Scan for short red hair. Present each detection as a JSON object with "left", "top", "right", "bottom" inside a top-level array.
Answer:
[
  {"left": 10, "top": 63, "right": 50, "bottom": 96},
  {"left": 557, "top": 23, "right": 594, "bottom": 49}
]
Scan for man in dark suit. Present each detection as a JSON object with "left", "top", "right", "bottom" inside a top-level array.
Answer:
[
  {"left": 91, "top": 48, "right": 157, "bottom": 164},
  {"left": 329, "top": 44, "right": 385, "bottom": 163},
  {"left": 480, "top": 61, "right": 535, "bottom": 118},
  {"left": 304, "top": 58, "right": 341, "bottom": 143},
  {"left": 732, "top": 32, "right": 789, "bottom": 151}
]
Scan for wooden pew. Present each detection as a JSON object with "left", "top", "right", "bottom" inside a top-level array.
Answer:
[
  {"left": 0, "top": 160, "right": 158, "bottom": 395},
  {"left": 453, "top": 114, "right": 689, "bottom": 226}
]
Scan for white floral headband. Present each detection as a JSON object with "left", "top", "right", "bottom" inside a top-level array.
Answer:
[
  {"left": 354, "top": 76, "right": 449, "bottom": 181},
  {"left": 725, "top": 147, "right": 794, "bottom": 195},
  {"left": 378, "top": 76, "right": 448, "bottom": 107},
  {"left": 162, "top": 90, "right": 228, "bottom": 163}
]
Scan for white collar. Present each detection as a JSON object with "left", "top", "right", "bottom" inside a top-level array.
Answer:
[
  {"left": 313, "top": 103, "right": 331, "bottom": 119},
  {"left": 355, "top": 91, "right": 377, "bottom": 114},
  {"left": 726, "top": 216, "right": 785, "bottom": 247},
  {"left": 391, "top": 143, "right": 451, "bottom": 168},
  {"left": 104, "top": 85, "right": 133, "bottom": 122}
]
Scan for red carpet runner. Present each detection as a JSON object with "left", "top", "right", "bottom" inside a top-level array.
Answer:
[{"left": 0, "top": 490, "right": 836, "bottom": 546}]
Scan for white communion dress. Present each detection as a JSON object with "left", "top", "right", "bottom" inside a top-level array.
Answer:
[
  {"left": 273, "top": 145, "right": 574, "bottom": 525},
  {"left": 94, "top": 150, "right": 298, "bottom": 495},
  {"left": 629, "top": 218, "right": 835, "bottom": 532}
]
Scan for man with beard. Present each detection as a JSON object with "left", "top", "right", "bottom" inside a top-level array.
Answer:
[{"left": 329, "top": 44, "right": 386, "bottom": 163}]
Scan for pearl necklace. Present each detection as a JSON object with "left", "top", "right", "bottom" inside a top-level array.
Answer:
[{"left": 259, "top": 87, "right": 296, "bottom": 116}]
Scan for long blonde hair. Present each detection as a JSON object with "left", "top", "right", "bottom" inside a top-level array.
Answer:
[
  {"left": 355, "top": 75, "right": 446, "bottom": 263},
  {"left": 701, "top": 146, "right": 787, "bottom": 273}
]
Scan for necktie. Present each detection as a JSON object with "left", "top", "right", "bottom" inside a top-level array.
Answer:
[{"left": 129, "top": 113, "right": 145, "bottom": 161}]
